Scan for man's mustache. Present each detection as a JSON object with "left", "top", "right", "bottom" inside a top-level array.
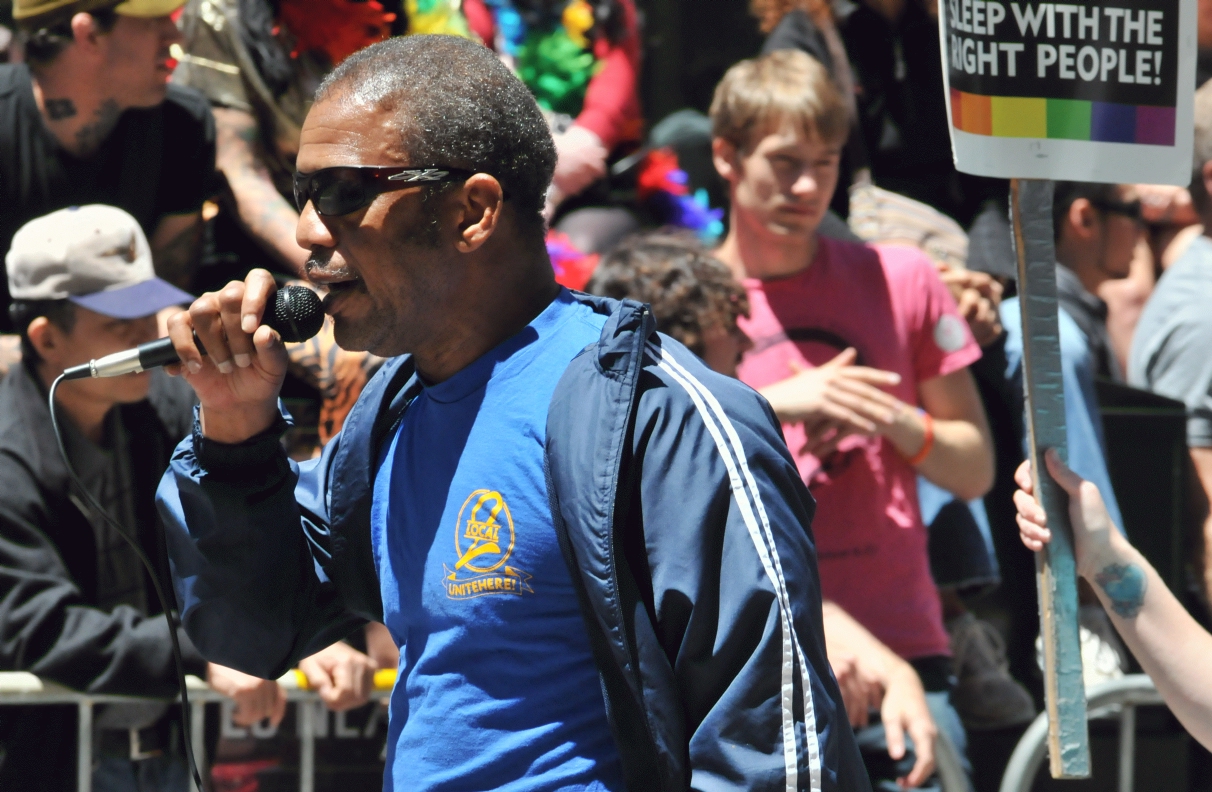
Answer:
[{"left": 305, "top": 251, "right": 357, "bottom": 281}]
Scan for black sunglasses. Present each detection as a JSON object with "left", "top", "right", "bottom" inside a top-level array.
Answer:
[
  {"left": 1090, "top": 198, "right": 1143, "bottom": 223},
  {"left": 293, "top": 165, "right": 478, "bottom": 216}
]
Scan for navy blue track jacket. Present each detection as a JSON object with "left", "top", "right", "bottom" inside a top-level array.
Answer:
[{"left": 157, "top": 294, "right": 870, "bottom": 791}]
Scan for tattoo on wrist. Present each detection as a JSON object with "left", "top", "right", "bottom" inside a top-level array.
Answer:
[
  {"left": 45, "top": 98, "right": 77, "bottom": 120},
  {"left": 1094, "top": 562, "right": 1147, "bottom": 619}
]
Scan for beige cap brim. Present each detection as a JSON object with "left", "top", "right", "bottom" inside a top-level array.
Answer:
[
  {"left": 112, "top": 0, "right": 185, "bottom": 17},
  {"left": 12, "top": 0, "right": 112, "bottom": 22}
]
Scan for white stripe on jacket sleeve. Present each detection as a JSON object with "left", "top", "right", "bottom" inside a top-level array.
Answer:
[{"left": 647, "top": 343, "right": 823, "bottom": 792}]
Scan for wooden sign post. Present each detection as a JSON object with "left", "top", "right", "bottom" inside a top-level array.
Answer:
[
  {"left": 939, "top": 0, "right": 1196, "bottom": 775},
  {"left": 1009, "top": 179, "right": 1089, "bottom": 777}
]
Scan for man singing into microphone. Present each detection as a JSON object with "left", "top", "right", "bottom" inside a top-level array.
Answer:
[{"left": 159, "top": 35, "right": 868, "bottom": 790}]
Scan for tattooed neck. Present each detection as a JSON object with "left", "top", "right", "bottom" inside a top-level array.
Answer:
[
  {"left": 73, "top": 99, "right": 121, "bottom": 156},
  {"left": 1094, "top": 562, "right": 1147, "bottom": 619},
  {"left": 44, "top": 98, "right": 77, "bottom": 120}
]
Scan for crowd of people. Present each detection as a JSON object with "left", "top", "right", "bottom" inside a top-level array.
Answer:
[{"left": 0, "top": 0, "right": 1211, "bottom": 791}]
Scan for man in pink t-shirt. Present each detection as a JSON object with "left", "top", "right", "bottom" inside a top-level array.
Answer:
[
  {"left": 710, "top": 49, "right": 995, "bottom": 788},
  {"left": 736, "top": 239, "right": 983, "bottom": 659}
]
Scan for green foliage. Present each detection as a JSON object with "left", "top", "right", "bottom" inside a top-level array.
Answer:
[{"left": 515, "top": 27, "right": 599, "bottom": 116}]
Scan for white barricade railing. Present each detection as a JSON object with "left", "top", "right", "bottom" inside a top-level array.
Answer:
[
  {"left": 0, "top": 669, "right": 395, "bottom": 792},
  {"left": 998, "top": 675, "right": 1166, "bottom": 792}
]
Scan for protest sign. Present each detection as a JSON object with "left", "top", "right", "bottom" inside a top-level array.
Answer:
[{"left": 940, "top": 0, "right": 1196, "bottom": 184}]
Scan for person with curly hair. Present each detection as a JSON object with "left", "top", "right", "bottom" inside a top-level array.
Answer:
[{"left": 586, "top": 232, "right": 752, "bottom": 376}]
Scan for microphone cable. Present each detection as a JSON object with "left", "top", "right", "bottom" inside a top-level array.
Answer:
[{"left": 49, "top": 372, "right": 206, "bottom": 792}]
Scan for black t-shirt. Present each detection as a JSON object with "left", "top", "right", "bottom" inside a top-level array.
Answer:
[
  {"left": 840, "top": 2, "right": 957, "bottom": 211},
  {"left": 0, "top": 64, "right": 216, "bottom": 331},
  {"left": 763, "top": 9, "right": 835, "bottom": 73}
]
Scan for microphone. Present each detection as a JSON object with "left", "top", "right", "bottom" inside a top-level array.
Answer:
[{"left": 62, "top": 285, "right": 325, "bottom": 381}]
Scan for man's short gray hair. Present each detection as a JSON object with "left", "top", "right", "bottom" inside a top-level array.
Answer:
[{"left": 315, "top": 35, "right": 557, "bottom": 226}]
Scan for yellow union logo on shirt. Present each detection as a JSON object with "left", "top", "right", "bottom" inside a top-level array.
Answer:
[{"left": 444, "top": 489, "right": 533, "bottom": 599}]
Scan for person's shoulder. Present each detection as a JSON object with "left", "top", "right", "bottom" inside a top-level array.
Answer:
[
  {"left": 829, "top": 238, "right": 942, "bottom": 300},
  {"left": 818, "top": 235, "right": 885, "bottom": 269},
  {"left": 0, "top": 64, "right": 33, "bottom": 127},
  {"left": 867, "top": 241, "right": 939, "bottom": 280},
  {"left": 823, "top": 236, "right": 933, "bottom": 273},
  {"left": 0, "top": 367, "right": 59, "bottom": 495},
  {"left": 1056, "top": 305, "right": 1095, "bottom": 369},
  {"left": 565, "top": 293, "right": 610, "bottom": 333},
  {"left": 0, "top": 64, "right": 31, "bottom": 98},
  {"left": 640, "top": 336, "right": 786, "bottom": 453},
  {"left": 1149, "top": 237, "right": 1212, "bottom": 318},
  {"left": 162, "top": 83, "right": 215, "bottom": 125}
]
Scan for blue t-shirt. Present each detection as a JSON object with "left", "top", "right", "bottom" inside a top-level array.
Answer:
[{"left": 370, "top": 290, "right": 624, "bottom": 792}]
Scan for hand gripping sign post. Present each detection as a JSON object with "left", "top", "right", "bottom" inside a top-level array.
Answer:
[{"left": 939, "top": 0, "right": 1196, "bottom": 778}]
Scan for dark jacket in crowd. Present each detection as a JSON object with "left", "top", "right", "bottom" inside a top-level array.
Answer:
[
  {"left": 0, "top": 363, "right": 204, "bottom": 790},
  {"left": 158, "top": 294, "right": 871, "bottom": 791}
]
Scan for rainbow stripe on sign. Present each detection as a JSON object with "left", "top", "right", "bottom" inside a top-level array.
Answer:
[{"left": 950, "top": 90, "right": 1175, "bottom": 146}]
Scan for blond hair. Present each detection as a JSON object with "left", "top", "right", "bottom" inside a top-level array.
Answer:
[{"left": 709, "top": 49, "right": 849, "bottom": 151}]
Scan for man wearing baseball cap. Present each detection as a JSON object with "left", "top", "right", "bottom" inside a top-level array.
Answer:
[
  {"left": 0, "top": 205, "right": 246, "bottom": 791},
  {"left": 0, "top": 205, "right": 388, "bottom": 788},
  {"left": 0, "top": 0, "right": 215, "bottom": 332}
]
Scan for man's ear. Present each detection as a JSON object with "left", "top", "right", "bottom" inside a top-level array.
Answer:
[
  {"left": 70, "top": 11, "right": 105, "bottom": 50},
  {"left": 455, "top": 174, "right": 505, "bottom": 253},
  {"left": 1066, "top": 198, "right": 1098, "bottom": 241},
  {"left": 26, "top": 317, "right": 62, "bottom": 365},
  {"left": 712, "top": 137, "right": 740, "bottom": 184}
]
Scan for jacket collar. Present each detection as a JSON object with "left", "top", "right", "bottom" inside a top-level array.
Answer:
[
  {"left": 566, "top": 291, "right": 654, "bottom": 376},
  {"left": 324, "top": 292, "right": 654, "bottom": 528}
]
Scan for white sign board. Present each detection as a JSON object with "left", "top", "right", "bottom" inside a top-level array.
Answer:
[{"left": 940, "top": 0, "right": 1197, "bottom": 184}]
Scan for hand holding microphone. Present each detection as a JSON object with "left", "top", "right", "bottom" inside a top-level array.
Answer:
[
  {"left": 168, "top": 270, "right": 322, "bottom": 443},
  {"left": 63, "top": 283, "right": 323, "bottom": 380}
]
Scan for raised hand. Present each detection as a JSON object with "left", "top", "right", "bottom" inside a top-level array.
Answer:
[
  {"left": 1012, "top": 449, "right": 1119, "bottom": 580},
  {"left": 759, "top": 347, "right": 903, "bottom": 433},
  {"left": 166, "top": 268, "right": 290, "bottom": 443},
  {"left": 936, "top": 263, "right": 1003, "bottom": 347}
]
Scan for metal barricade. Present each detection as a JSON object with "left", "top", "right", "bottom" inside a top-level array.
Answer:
[
  {"left": 0, "top": 670, "right": 394, "bottom": 792},
  {"left": 998, "top": 675, "right": 1166, "bottom": 792}
]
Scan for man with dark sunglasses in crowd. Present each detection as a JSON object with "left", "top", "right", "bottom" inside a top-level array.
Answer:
[
  {"left": 0, "top": 0, "right": 216, "bottom": 330},
  {"left": 999, "top": 180, "right": 1142, "bottom": 690},
  {"left": 156, "top": 34, "right": 868, "bottom": 791}
]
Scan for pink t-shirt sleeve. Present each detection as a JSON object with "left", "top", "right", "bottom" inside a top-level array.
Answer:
[{"left": 884, "top": 246, "right": 982, "bottom": 385}]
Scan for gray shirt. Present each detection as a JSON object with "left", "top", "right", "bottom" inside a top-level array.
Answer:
[
  {"left": 62, "top": 408, "right": 145, "bottom": 614},
  {"left": 1128, "top": 235, "right": 1212, "bottom": 447},
  {"left": 62, "top": 408, "right": 165, "bottom": 730}
]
